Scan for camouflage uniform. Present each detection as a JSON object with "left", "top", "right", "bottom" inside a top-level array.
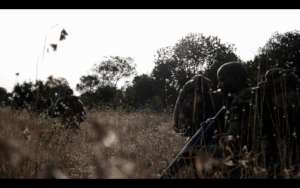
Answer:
[
  {"left": 224, "top": 87, "right": 258, "bottom": 144},
  {"left": 216, "top": 61, "right": 251, "bottom": 137},
  {"left": 214, "top": 62, "right": 258, "bottom": 178},
  {"left": 216, "top": 61, "right": 252, "bottom": 137},
  {"left": 55, "top": 95, "right": 87, "bottom": 129},
  {"left": 173, "top": 74, "right": 223, "bottom": 138},
  {"left": 170, "top": 74, "right": 225, "bottom": 178},
  {"left": 173, "top": 62, "right": 249, "bottom": 139},
  {"left": 258, "top": 68, "right": 300, "bottom": 177},
  {"left": 225, "top": 68, "right": 300, "bottom": 177},
  {"left": 171, "top": 61, "right": 300, "bottom": 178}
]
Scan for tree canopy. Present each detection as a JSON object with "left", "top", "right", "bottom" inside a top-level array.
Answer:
[{"left": 250, "top": 30, "right": 300, "bottom": 82}]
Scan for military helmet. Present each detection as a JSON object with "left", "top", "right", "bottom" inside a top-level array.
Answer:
[
  {"left": 217, "top": 61, "right": 248, "bottom": 94},
  {"left": 264, "top": 68, "right": 286, "bottom": 82},
  {"left": 173, "top": 74, "right": 216, "bottom": 137}
]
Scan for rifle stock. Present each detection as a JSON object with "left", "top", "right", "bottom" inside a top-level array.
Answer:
[{"left": 160, "top": 106, "right": 226, "bottom": 179}]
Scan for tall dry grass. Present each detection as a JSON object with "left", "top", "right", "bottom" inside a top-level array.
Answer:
[{"left": 0, "top": 107, "right": 185, "bottom": 178}]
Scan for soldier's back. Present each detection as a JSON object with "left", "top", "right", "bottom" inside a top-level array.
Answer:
[{"left": 173, "top": 74, "right": 222, "bottom": 137}]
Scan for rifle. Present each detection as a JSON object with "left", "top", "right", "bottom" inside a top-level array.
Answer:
[{"left": 160, "top": 105, "right": 226, "bottom": 179}]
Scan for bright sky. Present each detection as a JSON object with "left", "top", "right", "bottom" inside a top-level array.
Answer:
[{"left": 1, "top": 9, "right": 300, "bottom": 94}]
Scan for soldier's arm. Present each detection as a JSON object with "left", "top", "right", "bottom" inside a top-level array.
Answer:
[
  {"left": 173, "top": 88, "right": 184, "bottom": 133},
  {"left": 174, "top": 77, "right": 202, "bottom": 134},
  {"left": 173, "top": 80, "right": 193, "bottom": 130}
]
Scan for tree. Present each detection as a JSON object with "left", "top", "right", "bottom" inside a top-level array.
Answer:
[
  {"left": 33, "top": 80, "right": 51, "bottom": 113},
  {"left": 251, "top": 30, "right": 300, "bottom": 82},
  {"left": 150, "top": 34, "right": 238, "bottom": 110},
  {"left": 76, "top": 74, "right": 100, "bottom": 93},
  {"left": 9, "top": 76, "right": 74, "bottom": 114},
  {"left": 0, "top": 87, "right": 8, "bottom": 106},
  {"left": 11, "top": 81, "right": 35, "bottom": 110},
  {"left": 94, "top": 86, "right": 118, "bottom": 106},
  {"left": 124, "top": 74, "right": 159, "bottom": 109},
  {"left": 76, "top": 56, "right": 136, "bottom": 109},
  {"left": 93, "top": 56, "right": 137, "bottom": 87},
  {"left": 172, "top": 33, "right": 238, "bottom": 89},
  {"left": 152, "top": 33, "right": 238, "bottom": 92},
  {"left": 203, "top": 44, "right": 239, "bottom": 87},
  {"left": 152, "top": 57, "right": 177, "bottom": 109},
  {"left": 43, "top": 76, "right": 74, "bottom": 110}
]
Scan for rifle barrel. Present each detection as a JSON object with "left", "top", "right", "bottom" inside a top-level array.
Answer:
[{"left": 160, "top": 106, "right": 226, "bottom": 179}]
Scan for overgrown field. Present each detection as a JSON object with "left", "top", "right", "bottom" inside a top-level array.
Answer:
[{"left": 0, "top": 107, "right": 185, "bottom": 178}]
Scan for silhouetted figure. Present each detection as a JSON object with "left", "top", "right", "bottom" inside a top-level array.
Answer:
[
  {"left": 216, "top": 61, "right": 249, "bottom": 105},
  {"left": 223, "top": 66, "right": 300, "bottom": 178},
  {"left": 173, "top": 74, "right": 222, "bottom": 138},
  {"left": 259, "top": 68, "right": 300, "bottom": 177},
  {"left": 51, "top": 89, "right": 87, "bottom": 129},
  {"left": 170, "top": 59, "right": 300, "bottom": 178},
  {"left": 170, "top": 74, "right": 224, "bottom": 178},
  {"left": 215, "top": 61, "right": 255, "bottom": 140},
  {"left": 215, "top": 61, "right": 260, "bottom": 178}
]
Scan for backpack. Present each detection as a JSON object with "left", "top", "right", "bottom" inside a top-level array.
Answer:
[{"left": 173, "top": 74, "right": 222, "bottom": 137}]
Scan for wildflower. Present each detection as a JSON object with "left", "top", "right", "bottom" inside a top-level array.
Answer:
[
  {"left": 59, "top": 29, "right": 68, "bottom": 41},
  {"left": 22, "top": 127, "right": 31, "bottom": 141},
  {"left": 103, "top": 130, "right": 118, "bottom": 148},
  {"left": 242, "top": 145, "right": 248, "bottom": 152},
  {"left": 50, "top": 44, "right": 57, "bottom": 51},
  {"left": 227, "top": 135, "right": 234, "bottom": 141}
]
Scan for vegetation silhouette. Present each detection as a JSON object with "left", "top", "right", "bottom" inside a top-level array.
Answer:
[{"left": 1, "top": 30, "right": 300, "bottom": 178}]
